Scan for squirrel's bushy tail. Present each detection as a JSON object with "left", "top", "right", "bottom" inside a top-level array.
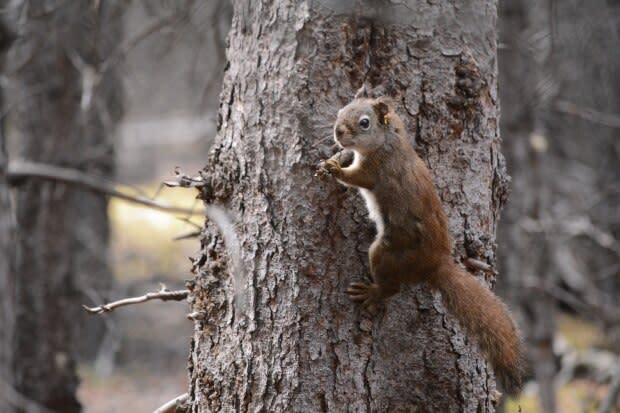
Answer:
[{"left": 430, "top": 263, "right": 525, "bottom": 395}]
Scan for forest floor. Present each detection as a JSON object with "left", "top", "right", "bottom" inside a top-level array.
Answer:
[
  {"left": 79, "top": 368, "right": 187, "bottom": 413},
  {"left": 77, "top": 275, "right": 192, "bottom": 413}
]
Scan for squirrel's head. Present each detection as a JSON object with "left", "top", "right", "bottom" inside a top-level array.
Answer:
[{"left": 333, "top": 96, "right": 401, "bottom": 154}]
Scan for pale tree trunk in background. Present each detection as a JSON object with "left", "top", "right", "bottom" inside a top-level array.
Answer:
[
  {"left": 188, "top": 1, "right": 509, "bottom": 412},
  {"left": 0, "top": 17, "right": 15, "bottom": 412},
  {"left": 497, "top": 1, "right": 557, "bottom": 412},
  {"left": 0, "top": 139, "right": 15, "bottom": 413},
  {"left": 3, "top": 1, "right": 124, "bottom": 411}
]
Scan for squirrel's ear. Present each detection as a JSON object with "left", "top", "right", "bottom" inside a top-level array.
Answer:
[
  {"left": 354, "top": 84, "right": 368, "bottom": 99},
  {"left": 373, "top": 100, "right": 390, "bottom": 122}
]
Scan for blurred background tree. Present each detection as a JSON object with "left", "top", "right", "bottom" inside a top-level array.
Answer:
[
  {"left": 2, "top": 1, "right": 124, "bottom": 411},
  {"left": 497, "top": 0, "right": 620, "bottom": 411}
]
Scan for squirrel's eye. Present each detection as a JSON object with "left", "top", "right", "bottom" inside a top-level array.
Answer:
[{"left": 359, "top": 116, "right": 370, "bottom": 130}]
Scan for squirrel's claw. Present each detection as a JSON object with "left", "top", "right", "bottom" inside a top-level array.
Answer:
[
  {"left": 346, "top": 282, "right": 379, "bottom": 309},
  {"left": 315, "top": 159, "right": 342, "bottom": 180},
  {"left": 314, "top": 160, "right": 332, "bottom": 179},
  {"left": 362, "top": 300, "right": 378, "bottom": 313}
]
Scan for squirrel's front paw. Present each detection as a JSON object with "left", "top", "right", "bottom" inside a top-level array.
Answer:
[{"left": 315, "top": 159, "right": 342, "bottom": 180}]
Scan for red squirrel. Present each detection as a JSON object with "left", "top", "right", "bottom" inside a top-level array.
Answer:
[{"left": 316, "top": 93, "right": 524, "bottom": 394}]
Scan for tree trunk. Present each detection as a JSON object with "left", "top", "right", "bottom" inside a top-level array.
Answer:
[
  {"left": 3, "top": 2, "right": 124, "bottom": 411},
  {"left": 0, "top": 17, "right": 15, "bottom": 412},
  {"left": 0, "top": 129, "right": 15, "bottom": 413},
  {"left": 189, "top": 1, "right": 507, "bottom": 412},
  {"left": 497, "top": 1, "right": 557, "bottom": 411}
]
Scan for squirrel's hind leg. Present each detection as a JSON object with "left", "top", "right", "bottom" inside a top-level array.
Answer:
[{"left": 347, "top": 282, "right": 380, "bottom": 310}]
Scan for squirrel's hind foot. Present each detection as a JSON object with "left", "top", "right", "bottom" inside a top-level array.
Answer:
[{"left": 347, "top": 282, "right": 380, "bottom": 311}]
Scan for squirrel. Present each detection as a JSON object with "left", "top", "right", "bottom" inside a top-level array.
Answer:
[{"left": 316, "top": 92, "right": 524, "bottom": 395}]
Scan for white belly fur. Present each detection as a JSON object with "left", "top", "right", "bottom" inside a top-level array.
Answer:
[
  {"left": 359, "top": 188, "right": 384, "bottom": 237},
  {"left": 336, "top": 151, "right": 385, "bottom": 236}
]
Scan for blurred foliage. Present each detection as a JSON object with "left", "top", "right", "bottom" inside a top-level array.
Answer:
[
  {"left": 506, "top": 379, "right": 616, "bottom": 413},
  {"left": 559, "top": 314, "right": 607, "bottom": 351},
  {"left": 504, "top": 313, "right": 617, "bottom": 412},
  {"left": 108, "top": 183, "right": 203, "bottom": 281}
]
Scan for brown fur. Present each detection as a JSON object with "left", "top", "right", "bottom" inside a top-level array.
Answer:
[
  {"left": 317, "top": 96, "right": 524, "bottom": 394},
  {"left": 431, "top": 263, "right": 524, "bottom": 393}
]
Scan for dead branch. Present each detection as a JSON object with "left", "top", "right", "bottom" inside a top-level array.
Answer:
[
  {"left": 164, "top": 167, "right": 207, "bottom": 188},
  {"left": 7, "top": 161, "right": 201, "bottom": 215},
  {"left": 153, "top": 393, "right": 189, "bottom": 413},
  {"left": 524, "top": 280, "right": 620, "bottom": 326},
  {"left": 564, "top": 216, "right": 620, "bottom": 258},
  {"left": 176, "top": 216, "right": 202, "bottom": 229},
  {"left": 83, "top": 285, "right": 189, "bottom": 315},
  {"left": 556, "top": 100, "right": 620, "bottom": 129},
  {"left": 187, "top": 311, "right": 207, "bottom": 321},
  {"left": 173, "top": 230, "right": 202, "bottom": 241},
  {"left": 464, "top": 257, "right": 497, "bottom": 275}
]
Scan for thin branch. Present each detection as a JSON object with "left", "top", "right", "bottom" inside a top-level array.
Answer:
[
  {"left": 83, "top": 285, "right": 189, "bottom": 315},
  {"left": 164, "top": 167, "right": 207, "bottom": 188},
  {"left": 176, "top": 216, "right": 202, "bottom": 229},
  {"left": 565, "top": 216, "right": 620, "bottom": 259},
  {"left": 187, "top": 311, "right": 207, "bottom": 321},
  {"left": 173, "top": 230, "right": 201, "bottom": 241},
  {"left": 556, "top": 100, "right": 620, "bottom": 129},
  {"left": 524, "top": 280, "right": 620, "bottom": 326},
  {"left": 153, "top": 393, "right": 189, "bottom": 413},
  {"left": 464, "top": 257, "right": 497, "bottom": 275},
  {"left": 7, "top": 161, "right": 201, "bottom": 215}
]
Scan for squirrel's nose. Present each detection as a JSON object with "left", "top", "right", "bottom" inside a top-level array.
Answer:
[{"left": 335, "top": 126, "right": 346, "bottom": 139}]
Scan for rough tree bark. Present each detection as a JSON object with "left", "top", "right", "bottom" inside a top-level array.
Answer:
[
  {"left": 3, "top": 2, "right": 124, "bottom": 411},
  {"left": 189, "top": 1, "right": 508, "bottom": 412}
]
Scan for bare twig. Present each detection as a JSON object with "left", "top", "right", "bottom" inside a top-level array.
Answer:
[
  {"left": 83, "top": 285, "right": 189, "bottom": 315},
  {"left": 187, "top": 311, "right": 207, "bottom": 321},
  {"left": 524, "top": 280, "right": 620, "bottom": 326},
  {"left": 564, "top": 216, "right": 620, "bottom": 258},
  {"left": 599, "top": 364, "right": 620, "bottom": 413},
  {"left": 556, "top": 100, "right": 620, "bottom": 129},
  {"left": 7, "top": 161, "right": 201, "bottom": 215},
  {"left": 153, "top": 393, "right": 189, "bottom": 413},
  {"left": 173, "top": 230, "right": 201, "bottom": 241},
  {"left": 164, "top": 167, "right": 207, "bottom": 188},
  {"left": 464, "top": 257, "right": 497, "bottom": 275},
  {"left": 176, "top": 216, "right": 202, "bottom": 229}
]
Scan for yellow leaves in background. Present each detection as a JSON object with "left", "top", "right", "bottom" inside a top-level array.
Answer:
[{"left": 108, "top": 184, "right": 203, "bottom": 281}]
